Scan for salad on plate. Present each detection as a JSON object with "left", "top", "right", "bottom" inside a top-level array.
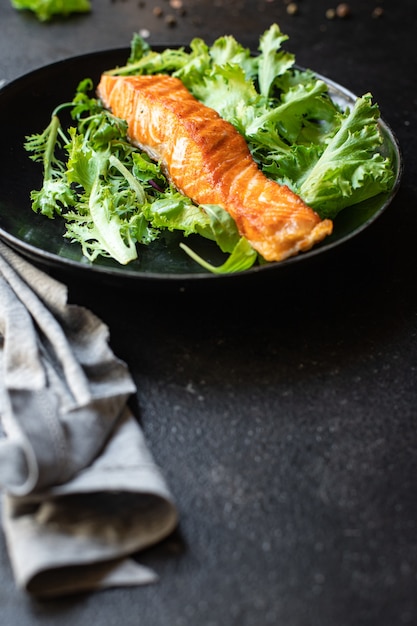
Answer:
[{"left": 24, "top": 24, "right": 396, "bottom": 274}]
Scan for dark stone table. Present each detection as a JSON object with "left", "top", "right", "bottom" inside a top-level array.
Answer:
[{"left": 1, "top": 1, "right": 416, "bottom": 624}]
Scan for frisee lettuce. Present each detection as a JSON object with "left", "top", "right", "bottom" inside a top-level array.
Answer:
[
  {"left": 11, "top": 0, "right": 90, "bottom": 21},
  {"left": 24, "top": 24, "right": 395, "bottom": 273}
]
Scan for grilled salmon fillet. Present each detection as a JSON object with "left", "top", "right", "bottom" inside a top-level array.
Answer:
[{"left": 97, "top": 73, "right": 333, "bottom": 262}]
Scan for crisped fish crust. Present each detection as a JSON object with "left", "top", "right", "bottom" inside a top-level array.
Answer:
[{"left": 97, "top": 73, "right": 333, "bottom": 261}]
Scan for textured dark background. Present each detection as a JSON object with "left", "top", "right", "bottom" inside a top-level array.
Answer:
[{"left": 1, "top": 1, "right": 416, "bottom": 625}]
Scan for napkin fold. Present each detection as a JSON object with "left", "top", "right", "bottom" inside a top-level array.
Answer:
[{"left": 0, "top": 241, "right": 177, "bottom": 597}]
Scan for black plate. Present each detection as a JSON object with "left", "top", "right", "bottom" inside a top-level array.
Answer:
[{"left": 0, "top": 48, "right": 402, "bottom": 286}]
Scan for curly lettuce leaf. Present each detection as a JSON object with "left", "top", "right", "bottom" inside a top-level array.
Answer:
[
  {"left": 188, "top": 63, "right": 260, "bottom": 125},
  {"left": 257, "top": 22, "right": 295, "bottom": 98},
  {"left": 297, "top": 94, "right": 395, "bottom": 217},
  {"left": 11, "top": 0, "right": 91, "bottom": 21}
]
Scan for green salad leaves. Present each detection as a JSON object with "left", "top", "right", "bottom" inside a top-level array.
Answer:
[
  {"left": 11, "top": 0, "right": 91, "bottom": 21},
  {"left": 24, "top": 24, "right": 395, "bottom": 272}
]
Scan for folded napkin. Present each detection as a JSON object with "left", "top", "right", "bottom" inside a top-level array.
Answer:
[{"left": 0, "top": 241, "right": 177, "bottom": 597}]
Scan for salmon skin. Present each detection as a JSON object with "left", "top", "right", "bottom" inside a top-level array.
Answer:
[{"left": 97, "top": 73, "right": 333, "bottom": 262}]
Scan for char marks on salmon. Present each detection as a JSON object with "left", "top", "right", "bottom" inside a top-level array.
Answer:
[{"left": 97, "top": 73, "right": 333, "bottom": 262}]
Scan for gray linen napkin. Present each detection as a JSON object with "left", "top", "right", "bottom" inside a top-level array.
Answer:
[{"left": 0, "top": 241, "right": 177, "bottom": 597}]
